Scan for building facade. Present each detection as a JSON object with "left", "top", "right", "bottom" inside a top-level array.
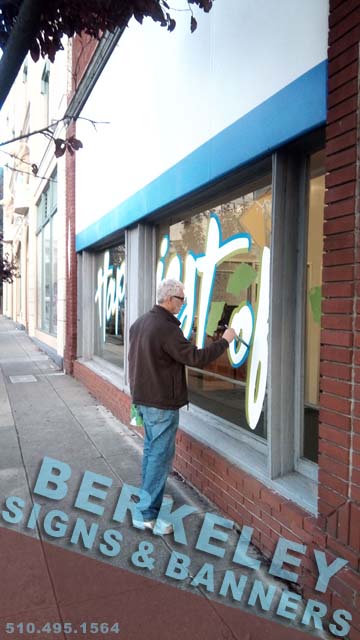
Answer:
[
  {"left": 66, "top": 2, "right": 360, "bottom": 637},
  {"left": 0, "top": 44, "right": 70, "bottom": 365},
  {"left": 1, "top": 0, "right": 358, "bottom": 637}
]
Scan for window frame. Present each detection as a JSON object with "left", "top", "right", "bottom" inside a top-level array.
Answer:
[
  {"left": 148, "top": 134, "right": 324, "bottom": 488},
  {"left": 93, "top": 242, "right": 126, "bottom": 368},
  {"left": 77, "top": 233, "right": 129, "bottom": 379}
]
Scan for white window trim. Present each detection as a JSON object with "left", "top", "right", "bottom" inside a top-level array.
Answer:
[{"left": 268, "top": 150, "right": 319, "bottom": 480}]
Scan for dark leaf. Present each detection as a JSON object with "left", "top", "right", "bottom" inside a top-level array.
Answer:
[
  {"left": 148, "top": 0, "right": 167, "bottom": 23},
  {"left": 190, "top": 15, "right": 197, "bottom": 32},
  {"left": 1, "top": 0, "right": 214, "bottom": 65},
  {"left": 47, "top": 40, "right": 58, "bottom": 63},
  {"left": 190, "top": 0, "right": 212, "bottom": 9},
  {"left": 54, "top": 138, "right": 66, "bottom": 158},
  {"left": 202, "top": 0, "right": 213, "bottom": 12},
  {"left": 168, "top": 17, "right": 176, "bottom": 32},
  {"left": 29, "top": 39, "right": 40, "bottom": 63},
  {"left": 67, "top": 136, "right": 83, "bottom": 151}
]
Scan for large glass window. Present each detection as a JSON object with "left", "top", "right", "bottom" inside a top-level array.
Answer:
[
  {"left": 51, "top": 211, "right": 58, "bottom": 331},
  {"left": 303, "top": 152, "right": 325, "bottom": 462},
  {"left": 36, "top": 172, "right": 57, "bottom": 335},
  {"left": 94, "top": 243, "right": 126, "bottom": 368},
  {"left": 157, "top": 182, "right": 272, "bottom": 438}
]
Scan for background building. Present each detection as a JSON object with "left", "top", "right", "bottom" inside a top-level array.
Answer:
[{"left": 0, "top": 43, "right": 70, "bottom": 365}]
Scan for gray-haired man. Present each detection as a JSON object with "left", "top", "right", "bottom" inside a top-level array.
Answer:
[{"left": 128, "top": 278, "right": 236, "bottom": 534}]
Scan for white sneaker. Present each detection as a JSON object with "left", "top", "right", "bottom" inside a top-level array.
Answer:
[
  {"left": 132, "top": 518, "right": 173, "bottom": 535},
  {"left": 153, "top": 519, "right": 174, "bottom": 535},
  {"left": 132, "top": 519, "right": 155, "bottom": 531}
]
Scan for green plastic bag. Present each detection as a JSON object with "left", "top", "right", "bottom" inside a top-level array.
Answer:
[{"left": 130, "top": 403, "right": 144, "bottom": 427}]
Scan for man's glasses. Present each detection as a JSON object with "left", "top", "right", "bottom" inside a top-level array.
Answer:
[{"left": 172, "top": 295, "right": 186, "bottom": 302}]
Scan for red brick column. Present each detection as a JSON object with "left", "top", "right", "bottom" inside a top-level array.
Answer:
[
  {"left": 71, "top": 34, "right": 99, "bottom": 94},
  {"left": 318, "top": 0, "right": 360, "bottom": 631},
  {"left": 319, "top": 0, "right": 359, "bottom": 540},
  {"left": 64, "top": 35, "right": 99, "bottom": 373}
]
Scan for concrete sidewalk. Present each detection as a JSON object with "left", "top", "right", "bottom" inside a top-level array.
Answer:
[{"left": 0, "top": 316, "right": 326, "bottom": 640}]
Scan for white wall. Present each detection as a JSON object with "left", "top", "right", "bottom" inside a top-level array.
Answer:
[
  {"left": 0, "top": 45, "right": 69, "bottom": 356},
  {"left": 76, "top": 0, "right": 328, "bottom": 235}
]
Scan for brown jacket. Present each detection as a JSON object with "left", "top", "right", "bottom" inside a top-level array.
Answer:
[{"left": 128, "top": 304, "right": 229, "bottom": 409}]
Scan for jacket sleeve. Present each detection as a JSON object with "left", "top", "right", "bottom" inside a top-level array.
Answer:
[{"left": 162, "top": 325, "right": 229, "bottom": 368}]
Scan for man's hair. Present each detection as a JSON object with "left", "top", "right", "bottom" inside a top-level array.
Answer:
[{"left": 157, "top": 278, "right": 184, "bottom": 303}]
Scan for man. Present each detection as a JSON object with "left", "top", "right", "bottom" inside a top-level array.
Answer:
[{"left": 128, "top": 278, "right": 236, "bottom": 534}]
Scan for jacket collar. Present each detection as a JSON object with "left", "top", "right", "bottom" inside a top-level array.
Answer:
[{"left": 152, "top": 304, "right": 181, "bottom": 326}]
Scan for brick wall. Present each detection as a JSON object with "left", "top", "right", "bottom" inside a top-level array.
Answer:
[
  {"left": 64, "top": 35, "right": 99, "bottom": 373},
  {"left": 73, "top": 359, "right": 360, "bottom": 637},
  {"left": 74, "top": 360, "right": 131, "bottom": 425},
  {"left": 318, "top": 0, "right": 360, "bottom": 632},
  {"left": 70, "top": 34, "right": 99, "bottom": 98}
]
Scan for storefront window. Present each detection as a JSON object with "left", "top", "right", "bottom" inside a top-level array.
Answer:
[
  {"left": 43, "top": 221, "right": 51, "bottom": 332},
  {"left": 303, "top": 152, "right": 325, "bottom": 462},
  {"left": 36, "top": 171, "right": 57, "bottom": 336},
  {"left": 157, "top": 183, "right": 272, "bottom": 438},
  {"left": 51, "top": 212, "right": 58, "bottom": 331},
  {"left": 94, "top": 243, "right": 126, "bottom": 368}
]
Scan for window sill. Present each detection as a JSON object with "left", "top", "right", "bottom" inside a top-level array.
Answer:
[
  {"left": 180, "top": 405, "right": 318, "bottom": 516},
  {"left": 78, "top": 356, "right": 127, "bottom": 392}
]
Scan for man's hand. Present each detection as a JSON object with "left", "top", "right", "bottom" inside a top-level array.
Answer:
[{"left": 223, "top": 327, "right": 237, "bottom": 344}]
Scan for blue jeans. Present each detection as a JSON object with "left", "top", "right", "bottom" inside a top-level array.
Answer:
[{"left": 136, "top": 405, "right": 179, "bottom": 521}]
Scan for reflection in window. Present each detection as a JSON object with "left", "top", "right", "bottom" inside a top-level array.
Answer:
[
  {"left": 52, "top": 212, "right": 58, "bottom": 331},
  {"left": 303, "top": 153, "right": 325, "bottom": 462},
  {"left": 157, "top": 183, "right": 272, "bottom": 438},
  {"left": 94, "top": 244, "right": 126, "bottom": 369}
]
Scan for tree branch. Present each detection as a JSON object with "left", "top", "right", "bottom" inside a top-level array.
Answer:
[
  {"left": 0, "top": 115, "right": 109, "bottom": 147},
  {"left": 4, "top": 164, "right": 58, "bottom": 182},
  {"left": 0, "top": 119, "right": 66, "bottom": 147}
]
